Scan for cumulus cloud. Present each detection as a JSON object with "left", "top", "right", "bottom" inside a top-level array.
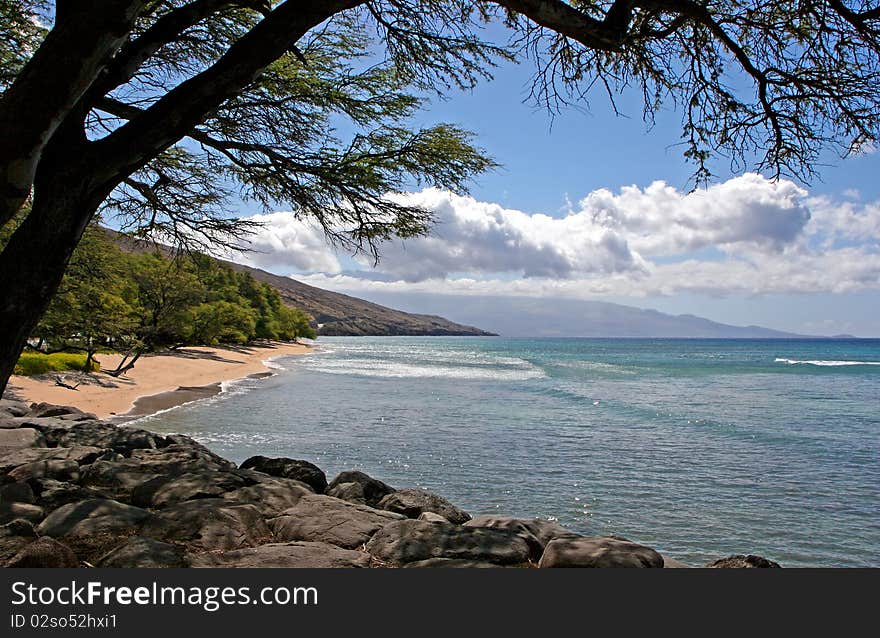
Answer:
[
  {"left": 233, "top": 173, "right": 880, "bottom": 298},
  {"left": 226, "top": 212, "right": 341, "bottom": 274}
]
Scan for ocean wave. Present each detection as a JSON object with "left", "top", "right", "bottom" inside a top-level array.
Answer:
[
  {"left": 775, "top": 358, "right": 880, "bottom": 367},
  {"left": 301, "top": 358, "right": 546, "bottom": 381}
]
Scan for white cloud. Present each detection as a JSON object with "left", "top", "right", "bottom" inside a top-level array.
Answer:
[
  {"left": 229, "top": 212, "right": 342, "bottom": 274},
  {"left": 234, "top": 174, "right": 880, "bottom": 298}
]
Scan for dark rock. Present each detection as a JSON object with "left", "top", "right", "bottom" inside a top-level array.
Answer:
[
  {"left": 0, "top": 481, "right": 35, "bottom": 504},
  {"left": 0, "top": 446, "right": 104, "bottom": 475},
  {"left": 140, "top": 499, "right": 271, "bottom": 552},
  {"left": 128, "top": 445, "right": 235, "bottom": 473},
  {"left": 403, "top": 558, "right": 504, "bottom": 568},
  {"left": 223, "top": 478, "right": 311, "bottom": 517},
  {"left": 0, "top": 400, "right": 30, "bottom": 418},
  {"left": 708, "top": 554, "right": 781, "bottom": 568},
  {"left": 538, "top": 537, "right": 664, "bottom": 568},
  {"left": 327, "top": 471, "right": 395, "bottom": 507},
  {"left": 80, "top": 461, "right": 163, "bottom": 501},
  {"left": 1, "top": 417, "right": 71, "bottom": 440},
  {"left": 6, "top": 537, "right": 80, "bottom": 568},
  {"left": 270, "top": 493, "right": 404, "bottom": 549},
  {"left": 378, "top": 488, "right": 471, "bottom": 524},
  {"left": 131, "top": 470, "right": 256, "bottom": 509},
  {"left": 26, "top": 479, "right": 102, "bottom": 511},
  {"left": 57, "top": 423, "right": 168, "bottom": 454},
  {"left": 365, "top": 519, "right": 531, "bottom": 567},
  {"left": 240, "top": 456, "right": 327, "bottom": 493},
  {"left": 7, "top": 459, "right": 81, "bottom": 483},
  {"left": 0, "top": 519, "right": 38, "bottom": 563},
  {"left": 0, "top": 427, "right": 46, "bottom": 450},
  {"left": 97, "top": 536, "right": 189, "bottom": 568},
  {"left": 29, "top": 403, "right": 84, "bottom": 419},
  {"left": 0, "top": 502, "right": 44, "bottom": 525},
  {"left": 464, "top": 515, "right": 579, "bottom": 561},
  {"left": 37, "top": 498, "right": 152, "bottom": 538},
  {"left": 326, "top": 481, "right": 366, "bottom": 505},
  {"left": 57, "top": 412, "right": 99, "bottom": 422},
  {"left": 188, "top": 541, "right": 371, "bottom": 568}
]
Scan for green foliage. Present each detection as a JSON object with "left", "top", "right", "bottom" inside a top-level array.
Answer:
[
  {"left": 32, "top": 225, "right": 316, "bottom": 364},
  {"left": 14, "top": 352, "right": 99, "bottom": 376}
]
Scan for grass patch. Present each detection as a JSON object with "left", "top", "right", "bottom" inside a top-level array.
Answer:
[{"left": 14, "top": 352, "right": 100, "bottom": 376}]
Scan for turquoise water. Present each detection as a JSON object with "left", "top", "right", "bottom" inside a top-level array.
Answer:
[{"left": 138, "top": 337, "right": 880, "bottom": 567}]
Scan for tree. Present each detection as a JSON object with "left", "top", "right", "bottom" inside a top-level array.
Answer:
[
  {"left": 35, "top": 226, "right": 138, "bottom": 370},
  {"left": 2, "top": 1, "right": 880, "bottom": 394}
]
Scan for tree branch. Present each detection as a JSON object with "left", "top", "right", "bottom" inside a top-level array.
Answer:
[{"left": 92, "top": 0, "right": 366, "bottom": 186}]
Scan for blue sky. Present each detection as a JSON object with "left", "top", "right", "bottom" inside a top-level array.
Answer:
[{"left": 224, "top": 31, "right": 880, "bottom": 337}]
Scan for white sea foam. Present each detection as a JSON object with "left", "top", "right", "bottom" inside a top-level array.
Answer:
[
  {"left": 301, "top": 357, "right": 546, "bottom": 381},
  {"left": 775, "top": 357, "right": 880, "bottom": 367}
]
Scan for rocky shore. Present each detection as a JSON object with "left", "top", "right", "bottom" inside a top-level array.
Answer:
[{"left": 0, "top": 399, "right": 780, "bottom": 568}]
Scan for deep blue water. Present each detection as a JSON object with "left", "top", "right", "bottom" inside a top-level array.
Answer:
[{"left": 137, "top": 337, "right": 880, "bottom": 567}]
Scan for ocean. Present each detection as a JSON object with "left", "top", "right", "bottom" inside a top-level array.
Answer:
[{"left": 136, "top": 337, "right": 880, "bottom": 567}]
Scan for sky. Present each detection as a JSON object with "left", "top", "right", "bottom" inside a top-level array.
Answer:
[{"left": 224, "top": 35, "right": 880, "bottom": 337}]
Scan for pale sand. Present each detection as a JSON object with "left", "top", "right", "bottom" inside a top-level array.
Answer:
[{"left": 7, "top": 341, "right": 311, "bottom": 419}]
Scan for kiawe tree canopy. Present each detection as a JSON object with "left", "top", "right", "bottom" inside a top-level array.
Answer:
[{"left": 2, "top": 0, "right": 880, "bottom": 393}]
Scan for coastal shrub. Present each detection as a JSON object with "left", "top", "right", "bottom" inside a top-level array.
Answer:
[{"left": 14, "top": 352, "right": 100, "bottom": 376}]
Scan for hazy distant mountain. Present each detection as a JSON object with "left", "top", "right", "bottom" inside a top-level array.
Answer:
[{"left": 343, "top": 292, "right": 811, "bottom": 338}]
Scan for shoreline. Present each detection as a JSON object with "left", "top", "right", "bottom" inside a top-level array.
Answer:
[{"left": 6, "top": 341, "right": 312, "bottom": 420}]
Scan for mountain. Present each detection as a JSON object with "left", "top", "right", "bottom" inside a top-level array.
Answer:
[
  {"left": 339, "top": 292, "right": 811, "bottom": 338},
  {"left": 103, "top": 228, "right": 493, "bottom": 336},
  {"left": 221, "top": 262, "right": 495, "bottom": 336}
]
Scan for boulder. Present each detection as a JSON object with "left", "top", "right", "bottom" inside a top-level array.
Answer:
[
  {"left": 188, "top": 541, "right": 371, "bottom": 568},
  {"left": 97, "top": 536, "right": 189, "bottom": 568},
  {"left": 464, "top": 516, "right": 579, "bottom": 561},
  {"left": 0, "top": 502, "right": 44, "bottom": 525},
  {"left": 56, "top": 423, "right": 168, "bottom": 454},
  {"left": 37, "top": 498, "right": 152, "bottom": 538},
  {"left": 28, "top": 403, "right": 84, "bottom": 419},
  {"left": 538, "top": 537, "right": 664, "bottom": 568},
  {"left": 0, "top": 446, "right": 105, "bottom": 476},
  {"left": 378, "top": 488, "right": 471, "bottom": 524},
  {"left": 0, "top": 481, "right": 35, "bottom": 504},
  {"left": 6, "top": 537, "right": 80, "bottom": 568},
  {"left": 0, "top": 400, "right": 30, "bottom": 418},
  {"left": 131, "top": 470, "right": 256, "bottom": 509},
  {"left": 79, "top": 460, "right": 163, "bottom": 501},
  {"left": 223, "top": 478, "right": 311, "bottom": 517},
  {"left": 0, "top": 519, "right": 38, "bottom": 563},
  {"left": 326, "top": 481, "right": 366, "bottom": 505},
  {"left": 327, "top": 470, "right": 395, "bottom": 507},
  {"left": 0, "top": 427, "right": 46, "bottom": 451},
  {"left": 365, "top": 519, "right": 531, "bottom": 567},
  {"left": 707, "top": 554, "right": 781, "bottom": 568},
  {"left": 140, "top": 499, "right": 271, "bottom": 552},
  {"left": 27, "top": 479, "right": 102, "bottom": 511},
  {"left": 270, "top": 493, "right": 404, "bottom": 549},
  {"left": 128, "top": 445, "right": 235, "bottom": 473},
  {"left": 240, "top": 456, "right": 327, "bottom": 493},
  {"left": 418, "top": 512, "right": 450, "bottom": 524},
  {"left": 7, "top": 459, "right": 81, "bottom": 483}
]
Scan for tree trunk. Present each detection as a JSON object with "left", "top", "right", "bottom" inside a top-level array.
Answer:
[
  {"left": 0, "top": 166, "right": 105, "bottom": 395},
  {"left": 0, "top": 0, "right": 145, "bottom": 227}
]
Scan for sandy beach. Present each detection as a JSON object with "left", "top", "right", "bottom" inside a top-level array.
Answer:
[{"left": 6, "top": 341, "right": 311, "bottom": 419}]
